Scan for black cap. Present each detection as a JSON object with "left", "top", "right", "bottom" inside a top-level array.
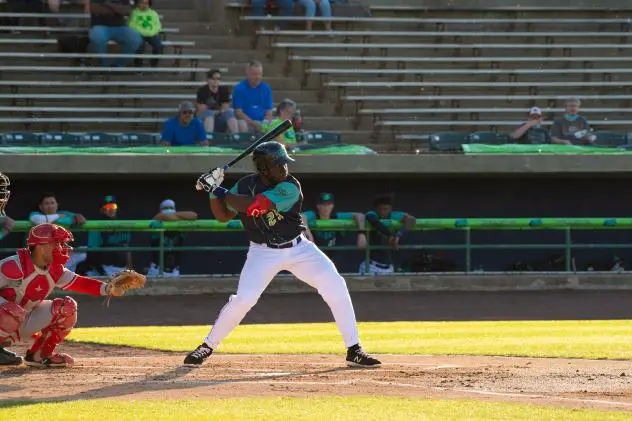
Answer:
[{"left": 318, "top": 192, "right": 334, "bottom": 204}]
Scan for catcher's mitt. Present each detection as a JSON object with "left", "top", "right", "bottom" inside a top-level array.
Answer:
[{"left": 104, "top": 269, "right": 146, "bottom": 305}]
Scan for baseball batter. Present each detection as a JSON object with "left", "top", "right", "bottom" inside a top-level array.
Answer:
[
  {"left": 0, "top": 223, "right": 142, "bottom": 367},
  {"left": 185, "top": 141, "right": 381, "bottom": 368}
]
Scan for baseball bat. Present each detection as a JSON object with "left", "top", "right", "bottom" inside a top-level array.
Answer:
[
  {"left": 195, "top": 119, "right": 293, "bottom": 191},
  {"left": 222, "top": 119, "right": 293, "bottom": 171}
]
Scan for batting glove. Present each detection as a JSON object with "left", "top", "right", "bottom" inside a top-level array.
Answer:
[{"left": 196, "top": 167, "right": 225, "bottom": 192}]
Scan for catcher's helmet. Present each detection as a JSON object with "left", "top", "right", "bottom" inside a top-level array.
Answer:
[
  {"left": 27, "top": 223, "right": 74, "bottom": 265},
  {"left": 252, "top": 141, "right": 294, "bottom": 173},
  {"left": 0, "top": 172, "right": 9, "bottom": 217}
]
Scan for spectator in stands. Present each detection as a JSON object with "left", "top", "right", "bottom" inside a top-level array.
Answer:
[
  {"left": 160, "top": 101, "right": 209, "bottom": 146},
  {"left": 147, "top": 199, "right": 198, "bottom": 277},
  {"left": 302, "top": 192, "right": 366, "bottom": 250},
  {"left": 261, "top": 98, "right": 299, "bottom": 149},
  {"left": 84, "top": 195, "right": 132, "bottom": 277},
  {"left": 196, "top": 69, "right": 241, "bottom": 134},
  {"left": 48, "top": 0, "right": 90, "bottom": 13},
  {"left": 360, "top": 193, "right": 416, "bottom": 275},
  {"left": 129, "top": 0, "right": 162, "bottom": 68},
  {"left": 251, "top": 0, "right": 294, "bottom": 29},
  {"left": 550, "top": 97, "right": 597, "bottom": 145},
  {"left": 0, "top": 216, "right": 15, "bottom": 243},
  {"left": 232, "top": 61, "right": 273, "bottom": 134},
  {"left": 30, "top": 192, "right": 87, "bottom": 271},
  {"left": 88, "top": 0, "right": 142, "bottom": 67},
  {"left": 511, "top": 107, "right": 551, "bottom": 145},
  {"left": 298, "top": 0, "right": 332, "bottom": 32}
]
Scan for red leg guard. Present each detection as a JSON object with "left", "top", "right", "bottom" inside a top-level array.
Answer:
[
  {"left": 28, "top": 296, "right": 77, "bottom": 360},
  {"left": 0, "top": 301, "right": 25, "bottom": 344}
]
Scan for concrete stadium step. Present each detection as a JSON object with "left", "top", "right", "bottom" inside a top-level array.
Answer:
[{"left": 1, "top": 89, "right": 319, "bottom": 105}]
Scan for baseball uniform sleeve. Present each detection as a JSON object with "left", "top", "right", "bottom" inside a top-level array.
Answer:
[
  {"left": 262, "top": 181, "right": 300, "bottom": 212},
  {"left": 391, "top": 211, "right": 406, "bottom": 222},
  {"left": 336, "top": 212, "right": 353, "bottom": 220},
  {"left": 29, "top": 211, "right": 60, "bottom": 225}
]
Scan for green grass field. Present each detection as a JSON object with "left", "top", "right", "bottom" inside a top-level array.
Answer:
[
  {"left": 0, "top": 397, "right": 629, "bottom": 421},
  {"left": 67, "top": 320, "right": 632, "bottom": 359}
]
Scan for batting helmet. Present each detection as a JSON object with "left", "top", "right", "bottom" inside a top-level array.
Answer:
[
  {"left": 27, "top": 223, "right": 74, "bottom": 265},
  {"left": 252, "top": 141, "right": 294, "bottom": 174},
  {"left": 0, "top": 172, "right": 9, "bottom": 217}
]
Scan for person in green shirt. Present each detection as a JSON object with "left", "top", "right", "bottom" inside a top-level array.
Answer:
[
  {"left": 129, "top": 0, "right": 163, "bottom": 67},
  {"left": 261, "top": 99, "right": 299, "bottom": 149}
]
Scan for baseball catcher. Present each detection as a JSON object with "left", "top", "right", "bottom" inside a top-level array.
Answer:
[{"left": 0, "top": 223, "right": 145, "bottom": 367}]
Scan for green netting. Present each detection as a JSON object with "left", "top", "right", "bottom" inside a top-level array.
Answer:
[
  {"left": 0, "top": 145, "right": 376, "bottom": 155},
  {"left": 8, "top": 218, "right": 631, "bottom": 232},
  {"left": 462, "top": 144, "right": 632, "bottom": 154}
]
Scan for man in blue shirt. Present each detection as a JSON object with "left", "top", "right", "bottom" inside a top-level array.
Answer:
[
  {"left": 160, "top": 101, "right": 208, "bottom": 146},
  {"left": 302, "top": 193, "right": 366, "bottom": 250},
  {"left": 232, "top": 61, "right": 273, "bottom": 134}
]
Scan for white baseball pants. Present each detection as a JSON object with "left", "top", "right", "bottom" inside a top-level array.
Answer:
[{"left": 204, "top": 235, "right": 360, "bottom": 349}]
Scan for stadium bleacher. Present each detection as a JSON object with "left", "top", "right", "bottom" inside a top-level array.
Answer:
[{"left": 1, "top": 2, "right": 632, "bottom": 151}]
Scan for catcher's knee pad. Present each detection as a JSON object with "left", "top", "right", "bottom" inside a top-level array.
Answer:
[
  {"left": 51, "top": 296, "right": 78, "bottom": 329},
  {"left": 0, "top": 301, "right": 25, "bottom": 339}
]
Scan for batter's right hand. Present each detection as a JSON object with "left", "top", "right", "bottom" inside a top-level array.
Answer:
[{"left": 196, "top": 167, "right": 225, "bottom": 192}]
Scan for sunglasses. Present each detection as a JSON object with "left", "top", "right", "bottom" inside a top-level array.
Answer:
[
  {"left": 181, "top": 110, "right": 194, "bottom": 115},
  {"left": 103, "top": 203, "right": 118, "bottom": 210}
]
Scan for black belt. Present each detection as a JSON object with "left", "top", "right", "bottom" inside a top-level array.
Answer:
[{"left": 260, "top": 235, "right": 302, "bottom": 249}]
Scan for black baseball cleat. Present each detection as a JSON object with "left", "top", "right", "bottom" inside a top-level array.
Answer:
[
  {"left": 0, "top": 347, "right": 23, "bottom": 366},
  {"left": 346, "top": 344, "right": 381, "bottom": 368},
  {"left": 184, "top": 343, "right": 213, "bottom": 365}
]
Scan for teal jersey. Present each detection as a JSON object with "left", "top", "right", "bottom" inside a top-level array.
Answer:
[
  {"left": 303, "top": 210, "right": 353, "bottom": 247},
  {"left": 230, "top": 174, "right": 304, "bottom": 245},
  {"left": 365, "top": 210, "right": 406, "bottom": 265}
]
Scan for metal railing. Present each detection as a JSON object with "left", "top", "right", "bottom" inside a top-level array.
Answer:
[{"left": 2, "top": 218, "right": 631, "bottom": 274}]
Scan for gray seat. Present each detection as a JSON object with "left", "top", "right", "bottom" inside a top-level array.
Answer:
[
  {"left": 429, "top": 132, "right": 470, "bottom": 152},
  {"left": 39, "top": 132, "right": 79, "bottom": 146},
  {"left": 0, "top": 132, "right": 40, "bottom": 146}
]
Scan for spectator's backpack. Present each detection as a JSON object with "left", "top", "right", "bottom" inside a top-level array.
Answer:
[{"left": 331, "top": 0, "right": 371, "bottom": 17}]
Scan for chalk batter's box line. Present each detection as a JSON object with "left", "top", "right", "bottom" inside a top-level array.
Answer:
[{"left": 78, "top": 356, "right": 462, "bottom": 368}]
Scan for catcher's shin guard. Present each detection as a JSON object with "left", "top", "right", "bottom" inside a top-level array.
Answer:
[{"left": 28, "top": 296, "right": 77, "bottom": 362}]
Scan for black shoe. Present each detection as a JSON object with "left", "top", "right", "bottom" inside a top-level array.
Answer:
[
  {"left": 184, "top": 343, "right": 213, "bottom": 365},
  {"left": 0, "top": 347, "right": 23, "bottom": 366},
  {"left": 346, "top": 344, "right": 381, "bottom": 368}
]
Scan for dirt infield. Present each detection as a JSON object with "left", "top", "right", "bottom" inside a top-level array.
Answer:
[
  {"left": 2, "top": 343, "right": 632, "bottom": 413},
  {"left": 2, "top": 291, "right": 631, "bottom": 413}
]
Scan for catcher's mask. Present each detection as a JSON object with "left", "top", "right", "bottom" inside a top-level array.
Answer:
[
  {"left": 252, "top": 141, "right": 294, "bottom": 179},
  {"left": 27, "top": 223, "right": 74, "bottom": 265},
  {"left": 0, "top": 172, "right": 9, "bottom": 217}
]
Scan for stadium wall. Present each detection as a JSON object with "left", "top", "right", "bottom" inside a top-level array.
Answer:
[{"left": 4, "top": 172, "right": 632, "bottom": 274}]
